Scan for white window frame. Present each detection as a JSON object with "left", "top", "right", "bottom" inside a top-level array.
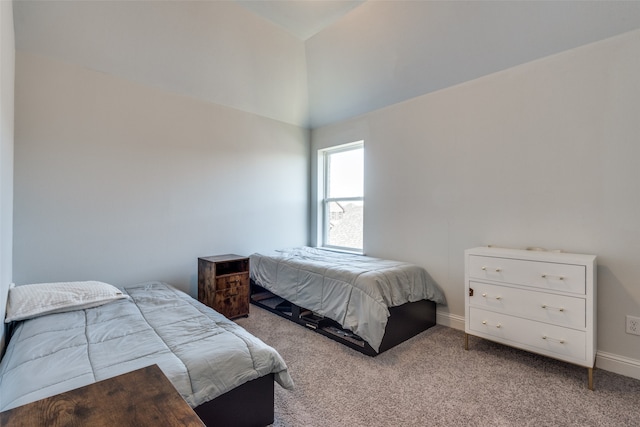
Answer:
[{"left": 318, "top": 141, "right": 364, "bottom": 253}]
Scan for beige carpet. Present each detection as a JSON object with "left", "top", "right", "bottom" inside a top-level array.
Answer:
[{"left": 236, "top": 305, "right": 640, "bottom": 427}]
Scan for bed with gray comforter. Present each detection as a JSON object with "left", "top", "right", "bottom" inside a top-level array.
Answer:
[
  {"left": 250, "top": 247, "right": 446, "bottom": 353},
  {"left": 0, "top": 282, "right": 293, "bottom": 413}
]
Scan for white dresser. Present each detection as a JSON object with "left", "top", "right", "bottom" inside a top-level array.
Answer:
[{"left": 464, "top": 246, "right": 597, "bottom": 389}]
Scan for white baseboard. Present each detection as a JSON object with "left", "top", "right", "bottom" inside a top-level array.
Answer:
[
  {"left": 596, "top": 350, "right": 640, "bottom": 381},
  {"left": 437, "top": 312, "right": 640, "bottom": 381},
  {"left": 436, "top": 311, "right": 465, "bottom": 331}
]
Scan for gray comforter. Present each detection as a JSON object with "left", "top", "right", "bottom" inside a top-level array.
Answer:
[
  {"left": 0, "top": 282, "right": 293, "bottom": 411},
  {"left": 250, "top": 247, "right": 446, "bottom": 352}
]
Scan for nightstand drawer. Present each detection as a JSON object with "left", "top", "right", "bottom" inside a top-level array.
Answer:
[
  {"left": 469, "top": 281, "right": 586, "bottom": 328},
  {"left": 469, "top": 307, "right": 587, "bottom": 362},
  {"left": 468, "top": 255, "right": 586, "bottom": 294},
  {"left": 213, "top": 285, "right": 250, "bottom": 318},
  {"left": 215, "top": 273, "right": 249, "bottom": 291}
]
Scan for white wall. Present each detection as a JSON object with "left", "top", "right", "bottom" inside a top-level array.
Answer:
[
  {"left": 312, "top": 29, "right": 640, "bottom": 375},
  {"left": 0, "top": 0, "right": 15, "bottom": 349},
  {"left": 12, "top": 1, "right": 311, "bottom": 298},
  {"left": 14, "top": 53, "right": 309, "bottom": 296}
]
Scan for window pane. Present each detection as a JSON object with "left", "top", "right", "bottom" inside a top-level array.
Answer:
[
  {"left": 327, "top": 200, "right": 363, "bottom": 249},
  {"left": 327, "top": 148, "right": 363, "bottom": 198}
]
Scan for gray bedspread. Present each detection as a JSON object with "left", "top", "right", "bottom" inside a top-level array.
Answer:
[
  {"left": 0, "top": 282, "right": 293, "bottom": 411},
  {"left": 250, "top": 247, "right": 446, "bottom": 352}
]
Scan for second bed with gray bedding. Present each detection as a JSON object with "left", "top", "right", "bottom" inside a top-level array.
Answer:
[{"left": 250, "top": 247, "right": 446, "bottom": 353}]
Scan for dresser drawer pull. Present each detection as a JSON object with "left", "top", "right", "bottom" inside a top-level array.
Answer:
[
  {"left": 541, "top": 274, "right": 565, "bottom": 281},
  {"left": 541, "top": 304, "right": 565, "bottom": 312},
  {"left": 481, "top": 293, "right": 502, "bottom": 300},
  {"left": 481, "top": 320, "right": 502, "bottom": 328},
  {"left": 481, "top": 266, "right": 502, "bottom": 273},
  {"left": 542, "top": 335, "right": 565, "bottom": 344}
]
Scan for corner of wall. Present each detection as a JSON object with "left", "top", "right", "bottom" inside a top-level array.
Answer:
[{"left": 0, "top": 0, "right": 16, "bottom": 352}]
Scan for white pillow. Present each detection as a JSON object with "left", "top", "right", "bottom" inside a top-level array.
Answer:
[{"left": 5, "top": 281, "right": 128, "bottom": 323}]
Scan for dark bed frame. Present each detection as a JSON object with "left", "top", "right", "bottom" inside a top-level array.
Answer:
[
  {"left": 194, "top": 373, "right": 275, "bottom": 427},
  {"left": 250, "top": 280, "right": 437, "bottom": 356}
]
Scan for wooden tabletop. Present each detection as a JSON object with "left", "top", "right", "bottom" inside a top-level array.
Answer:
[{"left": 0, "top": 364, "right": 205, "bottom": 427}]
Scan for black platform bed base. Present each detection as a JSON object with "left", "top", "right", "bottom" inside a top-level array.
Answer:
[
  {"left": 250, "top": 280, "right": 437, "bottom": 356},
  {"left": 194, "top": 373, "right": 274, "bottom": 427}
]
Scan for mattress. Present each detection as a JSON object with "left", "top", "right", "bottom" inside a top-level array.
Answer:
[
  {"left": 0, "top": 282, "right": 293, "bottom": 411},
  {"left": 250, "top": 247, "right": 446, "bottom": 352}
]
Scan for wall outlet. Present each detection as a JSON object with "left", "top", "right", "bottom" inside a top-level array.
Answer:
[{"left": 626, "top": 315, "right": 640, "bottom": 336}]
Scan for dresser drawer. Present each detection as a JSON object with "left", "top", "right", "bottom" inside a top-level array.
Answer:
[
  {"left": 468, "top": 281, "right": 586, "bottom": 329},
  {"left": 468, "top": 255, "right": 586, "bottom": 294},
  {"left": 215, "top": 273, "right": 249, "bottom": 291},
  {"left": 469, "top": 307, "right": 587, "bottom": 362}
]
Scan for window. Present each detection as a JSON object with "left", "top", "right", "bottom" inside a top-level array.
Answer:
[{"left": 319, "top": 141, "right": 364, "bottom": 252}]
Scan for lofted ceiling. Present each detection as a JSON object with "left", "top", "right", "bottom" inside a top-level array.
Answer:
[
  {"left": 235, "top": 0, "right": 366, "bottom": 40},
  {"left": 13, "top": 1, "right": 640, "bottom": 128}
]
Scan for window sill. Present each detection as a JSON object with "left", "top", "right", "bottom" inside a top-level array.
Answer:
[{"left": 319, "top": 246, "right": 364, "bottom": 256}]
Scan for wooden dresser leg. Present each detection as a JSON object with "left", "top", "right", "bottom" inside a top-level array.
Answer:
[
  {"left": 464, "top": 333, "right": 469, "bottom": 351},
  {"left": 588, "top": 367, "right": 594, "bottom": 391}
]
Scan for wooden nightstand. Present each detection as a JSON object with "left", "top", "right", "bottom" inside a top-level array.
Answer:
[
  {"left": 0, "top": 365, "right": 204, "bottom": 427},
  {"left": 198, "top": 254, "right": 250, "bottom": 319}
]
